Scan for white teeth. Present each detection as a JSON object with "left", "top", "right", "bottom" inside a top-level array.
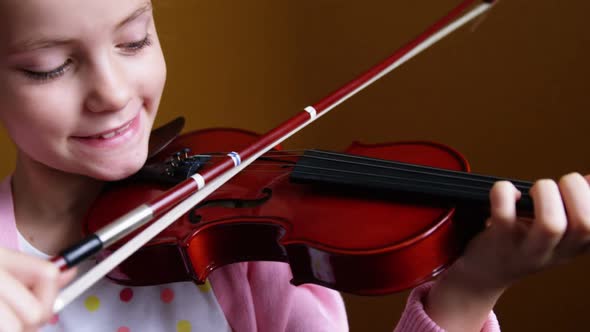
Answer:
[
  {"left": 117, "top": 122, "right": 131, "bottom": 133},
  {"left": 96, "top": 122, "right": 131, "bottom": 139},
  {"left": 100, "top": 132, "right": 117, "bottom": 139}
]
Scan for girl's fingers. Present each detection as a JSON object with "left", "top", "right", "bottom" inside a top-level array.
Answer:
[
  {"left": 0, "top": 249, "right": 60, "bottom": 287},
  {"left": 554, "top": 173, "right": 590, "bottom": 256},
  {"left": 0, "top": 248, "right": 73, "bottom": 323},
  {"left": 488, "top": 181, "right": 521, "bottom": 229},
  {"left": 0, "top": 299, "right": 23, "bottom": 332},
  {"left": 58, "top": 267, "right": 77, "bottom": 288},
  {"left": 0, "top": 270, "right": 44, "bottom": 328},
  {"left": 34, "top": 267, "right": 77, "bottom": 322},
  {"left": 522, "top": 179, "right": 567, "bottom": 263}
]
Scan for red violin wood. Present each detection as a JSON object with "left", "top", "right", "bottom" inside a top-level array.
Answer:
[{"left": 84, "top": 128, "right": 522, "bottom": 295}]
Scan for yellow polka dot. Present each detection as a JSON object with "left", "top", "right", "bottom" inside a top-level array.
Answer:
[
  {"left": 197, "top": 279, "right": 211, "bottom": 292},
  {"left": 176, "top": 320, "right": 192, "bottom": 332},
  {"left": 84, "top": 295, "right": 100, "bottom": 312}
]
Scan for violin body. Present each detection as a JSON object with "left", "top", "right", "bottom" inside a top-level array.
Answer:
[{"left": 85, "top": 128, "right": 488, "bottom": 295}]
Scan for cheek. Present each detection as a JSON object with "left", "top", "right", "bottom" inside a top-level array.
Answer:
[
  {"left": 137, "top": 41, "right": 167, "bottom": 118},
  {"left": 0, "top": 82, "right": 79, "bottom": 153}
]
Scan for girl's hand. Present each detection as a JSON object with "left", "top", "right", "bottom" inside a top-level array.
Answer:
[
  {"left": 425, "top": 172, "right": 590, "bottom": 332},
  {"left": 458, "top": 172, "right": 590, "bottom": 290},
  {"left": 0, "top": 248, "right": 76, "bottom": 332}
]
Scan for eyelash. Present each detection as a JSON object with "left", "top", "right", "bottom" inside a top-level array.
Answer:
[
  {"left": 22, "top": 34, "right": 153, "bottom": 82},
  {"left": 122, "top": 34, "right": 153, "bottom": 53}
]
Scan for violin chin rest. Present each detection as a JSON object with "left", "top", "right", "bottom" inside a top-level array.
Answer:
[{"left": 147, "top": 117, "right": 186, "bottom": 160}]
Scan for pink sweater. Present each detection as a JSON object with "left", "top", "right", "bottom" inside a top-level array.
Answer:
[{"left": 0, "top": 178, "right": 500, "bottom": 331}]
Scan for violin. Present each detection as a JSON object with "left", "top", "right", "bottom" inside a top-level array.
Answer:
[
  {"left": 85, "top": 126, "right": 534, "bottom": 295},
  {"left": 52, "top": 0, "right": 501, "bottom": 311}
]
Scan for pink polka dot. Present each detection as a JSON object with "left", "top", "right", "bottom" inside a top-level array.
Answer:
[
  {"left": 117, "top": 327, "right": 130, "bottom": 332},
  {"left": 119, "top": 288, "right": 134, "bottom": 302},
  {"left": 48, "top": 314, "right": 59, "bottom": 325},
  {"left": 160, "top": 288, "right": 175, "bottom": 303}
]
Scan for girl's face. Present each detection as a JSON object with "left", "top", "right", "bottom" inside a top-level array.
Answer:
[{"left": 0, "top": 0, "right": 166, "bottom": 180}]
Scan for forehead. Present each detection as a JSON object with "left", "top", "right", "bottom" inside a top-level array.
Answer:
[{"left": 0, "top": 0, "right": 151, "bottom": 52}]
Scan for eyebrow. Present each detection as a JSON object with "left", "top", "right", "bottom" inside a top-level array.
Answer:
[
  {"left": 6, "top": 2, "right": 153, "bottom": 54},
  {"left": 115, "top": 1, "right": 153, "bottom": 31}
]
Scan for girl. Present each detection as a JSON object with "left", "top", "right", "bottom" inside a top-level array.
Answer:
[{"left": 0, "top": 0, "right": 589, "bottom": 331}]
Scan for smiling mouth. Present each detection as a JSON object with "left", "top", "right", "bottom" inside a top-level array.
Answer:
[
  {"left": 74, "top": 117, "right": 136, "bottom": 140},
  {"left": 88, "top": 121, "right": 133, "bottom": 139}
]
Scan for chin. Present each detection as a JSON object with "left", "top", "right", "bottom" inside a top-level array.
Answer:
[
  {"left": 84, "top": 154, "right": 148, "bottom": 182},
  {"left": 92, "top": 168, "right": 139, "bottom": 182}
]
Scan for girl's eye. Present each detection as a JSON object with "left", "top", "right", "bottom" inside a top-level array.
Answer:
[
  {"left": 19, "top": 35, "right": 152, "bottom": 82},
  {"left": 22, "top": 59, "right": 73, "bottom": 82},
  {"left": 119, "top": 34, "right": 153, "bottom": 53}
]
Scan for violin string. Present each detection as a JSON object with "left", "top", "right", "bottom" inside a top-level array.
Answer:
[
  {"left": 189, "top": 150, "right": 306, "bottom": 158},
  {"left": 310, "top": 150, "right": 533, "bottom": 188},
  {"left": 162, "top": 150, "right": 533, "bottom": 210},
  {"left": 183, "top": 152, "right": 532, "bottom": 201},
  {"left": 291, "top": 164, "right": 532, "bottom": 199},
  {"left": 290, "top": 169, "right": 498, "bottom": 204},
  {"left": 185, "top": 150, "right": 533, "bottom": 193},
  {"left": 309, "top": 152, "right": 532, "bottom": 191},
  {"left": 190, "top": 150, "right": 532, "bottom": 189},
  {"left": 301, "top": 152, "right": 533, "bottom": 200}
]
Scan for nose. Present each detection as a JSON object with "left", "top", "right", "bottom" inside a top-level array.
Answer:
[{"left": 84, "top": 56, "right": 132, "bottom": 113}]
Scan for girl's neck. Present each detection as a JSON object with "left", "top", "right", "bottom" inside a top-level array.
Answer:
[{"left": 12, "top": 152, "right": 104, "bottom": 255}]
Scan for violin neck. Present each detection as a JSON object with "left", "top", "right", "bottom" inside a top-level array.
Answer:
[{"left": 290, "top": 149, "right": 534, "bottom": 214}]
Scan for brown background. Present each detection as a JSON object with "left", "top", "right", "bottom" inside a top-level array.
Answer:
[{"left": 1, "top": 1, "right": 589, "bottom": 330}]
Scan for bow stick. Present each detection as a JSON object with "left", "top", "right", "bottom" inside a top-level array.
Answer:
[{"left": 52, "top": 0, "right": 496, "bottom": 312}]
